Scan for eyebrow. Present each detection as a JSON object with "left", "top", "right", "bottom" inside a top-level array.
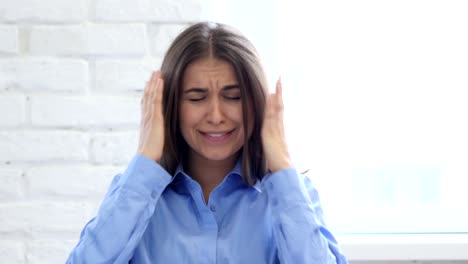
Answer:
[{"left": 184, "top": 84, "right": 240, "bottom": 93}]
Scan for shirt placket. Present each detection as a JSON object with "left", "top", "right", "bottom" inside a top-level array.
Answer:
[{"left": 187, "top": 179, "right": 219, "bottom": 264}]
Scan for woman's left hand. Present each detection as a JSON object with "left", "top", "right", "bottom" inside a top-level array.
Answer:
[{"left": 261, "top": 78, "right": 293, "bottom": 173}]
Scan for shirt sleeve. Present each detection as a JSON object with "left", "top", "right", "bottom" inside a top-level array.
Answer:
[
  {"left": 66, "top": 154, "right": 172, "bottom": 264},
  {"left": 263, "top": 168, "right": 348, "bottom": 264}
]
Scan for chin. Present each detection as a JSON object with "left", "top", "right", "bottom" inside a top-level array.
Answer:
[
  {"left": 198, "top": 148, "right": 240, "bottom": 162},
  {"left": 201, "top": 152, "right": 234, "bottom": 162}
]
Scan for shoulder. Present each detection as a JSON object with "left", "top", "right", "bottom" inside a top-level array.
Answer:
[{"left": 260, "top": 167, "right": 317, "bottom": 193}]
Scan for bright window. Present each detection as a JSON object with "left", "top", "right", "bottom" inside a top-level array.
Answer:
[{"left": 201, "top": 0, "right": 468, "bottom": 237}]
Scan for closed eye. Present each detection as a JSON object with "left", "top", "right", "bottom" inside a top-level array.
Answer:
[
  {"left": 225, "top": 95, "right": 241, "bottom": 100},
  {"left": 222, "top": 85, "right": 241, "bottom": 101},
  {"left": 188, "top": 97, "right": 206, "bottom": 102},
  {"left": 184, "top": 88, "right": 207, "bottom": 102}
]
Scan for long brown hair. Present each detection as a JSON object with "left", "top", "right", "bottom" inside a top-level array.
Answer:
[{"left": 159, "top": 22, "right": 268, "bottom": 186}]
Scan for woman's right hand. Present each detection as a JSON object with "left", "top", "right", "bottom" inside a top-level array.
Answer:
[{"left": 137, "top": 70, "right": 165, "bottom": 163}]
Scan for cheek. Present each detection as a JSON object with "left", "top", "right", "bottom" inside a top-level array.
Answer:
[
  {"left": 179, "top": 105, "right": 196, "bottom": 136},
  {"left": 230, "top": 105, "right": 253, "bottom": 138},
  {"left": 225, "top": 103, "right": 244, "bottom": 122}
]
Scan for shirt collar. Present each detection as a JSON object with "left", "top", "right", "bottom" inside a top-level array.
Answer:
[
  {"left": 231, "top": 156, "right": 262, "bottom": 193},
  {"left": 171, "top": 156, "right": 262, "bottom": 193}
]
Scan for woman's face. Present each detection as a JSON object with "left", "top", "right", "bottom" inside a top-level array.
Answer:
[{"left": 179, "top": 57, "right": 253, "bottom": 163}]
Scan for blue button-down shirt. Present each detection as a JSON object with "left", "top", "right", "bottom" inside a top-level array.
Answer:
[{"left": 67, "top": 154, "right": 347, "bottom": 263}]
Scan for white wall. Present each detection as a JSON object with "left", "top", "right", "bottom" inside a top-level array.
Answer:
[{"left": 0, "top": 0, "right": 200, "bottom": 262}]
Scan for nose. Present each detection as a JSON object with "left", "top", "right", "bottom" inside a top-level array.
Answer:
[{"left": 206, "top": 97, "right": 225, "bottom": 125}]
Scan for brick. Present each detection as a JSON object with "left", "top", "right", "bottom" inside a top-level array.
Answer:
[
  {"left": 26, "top": 165, "right": 118, "bottom": 199},
  {"left": 91, "top": 131, "right": 139, "bottom": 165},
  {"left": 0, "top": 58, "right": 88, "bottom": 92},
  {"left": 31, "top": 95, "right": 140, "bottom": 128},
  {"left": 0, "top": 240, "right": 24, "bottom": 263},
  {"left": 0, "top": 131, "right": 89, "bottom": 162},
  {"left": 0, "top": 0, "right": 87, "bottom": 22},
  {"left": 30, "top": 24, "right": 146, "bottom": 56},
  {"left": 0, "top": 25, "right": 18, "bottom": 54},
  {"left": 0, "top": 202, "right": 88, "bottom": 233},
  {"left": 95, "top": 0, "right": 201, "bottom": 22},
  {"left": 0, "top": 168, "right": 23, "bottom": 200},
  {"left": 27, "top": 240, "right": 77, "bottom": 264},
  {"left": 95, "top": 58, "right": 160, "bottom": 92},
  {"left": 0, "top": 95, "right": 25, "bottom": 126},
  {"left": 148, "top": 24, "right": 188, "bottom": 57}
]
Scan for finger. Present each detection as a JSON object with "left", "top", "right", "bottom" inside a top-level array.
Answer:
[
  {"left": 151, "top": 77, "right": 159, "bottom": 108},
  {"left": 141, "top": 74, "right": 153, "bottom": 121},
  {"left": 143, "top": 71, "right": 157, "bottom": 122},
  {"left": 271, "top": 78, "right": 282, "bottom": 113},
  {"left": 141, "top": 82, "right": 149, "bottom": 119},
  {"left": 145, "top": 71, "right": 156, "bottom": 99},
  {"left": 276, "top": 77, "right": 283, "bottom": 104},
  {"left": 149, "top": 71, "right": 160, "bottom": 114},
  {"left": 141, "top": 74, "right": 152, "bottom": 105},
  {"left": 276, "top": 76, "right": 282, "bottom": 97},
  {"left": 150, "top": 75, "right": 163, "bottom": 124},
  {"left": 155, "top": 77, "right": 164, "bottom": 118},
  {"left": 150, "top": 70, "right": 162, "bottom": 97},
  {"left": 265, "top": 94, "right": 275, "bottom": 118},
  {"left": 153, "top": 70, "right": 161, "bottom": 80}
]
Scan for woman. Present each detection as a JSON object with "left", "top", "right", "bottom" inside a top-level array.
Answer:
[{"left": 67, "top": 22, "right": 348, "bottom": 263}]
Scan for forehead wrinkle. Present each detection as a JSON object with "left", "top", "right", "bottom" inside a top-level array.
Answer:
[
  {"left": 183, "top": 58, "right": 237, "bottom": 92},
  {"left": 208, "top": 77, "right": 221, "bottom": 92}
]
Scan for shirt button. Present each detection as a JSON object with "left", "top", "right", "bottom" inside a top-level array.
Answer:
[
  {"left": 210, "top": 205, "right": 216, "bottom": 212},
  {"left": 268, "top": 181, "right": 274, "bottom": 189}
]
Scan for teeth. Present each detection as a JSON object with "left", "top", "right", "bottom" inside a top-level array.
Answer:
[{"left": 206, "top": 133, "right": 226, "bottom": 137}]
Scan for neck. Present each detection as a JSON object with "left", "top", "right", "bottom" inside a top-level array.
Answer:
[{"left": 186, "top": 151, "right": 239, "bottom": 202}]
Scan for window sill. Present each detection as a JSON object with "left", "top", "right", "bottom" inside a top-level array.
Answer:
[{"left": 339, "top": 234, "right": 468, "bottom": 261}]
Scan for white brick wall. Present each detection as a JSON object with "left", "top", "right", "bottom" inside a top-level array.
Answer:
[
  {"left": 27, "top": 240, "right": 79, "bottom": 264},
  {"left": 30, "top": 24, "right": 148, "bottom": 56},
  {"left": 0, "top": 25, "right": 18, "bottom": 54},
  {"left": 0, "top": 241, "right": 24, "bottom": 263},
  {"left": 91, "top": 131, "right": 139, "bottom": 165},
  {"left": 95, "top": 0, "right": 201, "bottom": 22},
  {"left": 0, "top": 58, "right": 88, "bottom": 92},
  {"left": 0, "top": 0, "right": 88, "bottom": 23},
  {"left": 0, "top": 95, "right": 26, "bottom": 126},
  {"left": 0, "top": 168, "right": 24, "bottom": 200},
  {"left": 148, "top": 24, "right": 188, "bottom": 57},
  {"left": 0, "top": 0, "right": 201, "bottom": 262},
  {"left": 95, "top": 58, "right": 161, "bottom": 91},
  {"left": 0, "top": 131, "right": 89, "bottom": 162},
  {"left": 30, "top": 95, "right": 140, "bottom": 127},
  {"left": 25, "top": 165, "right": 118, "bottom": 199}
]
